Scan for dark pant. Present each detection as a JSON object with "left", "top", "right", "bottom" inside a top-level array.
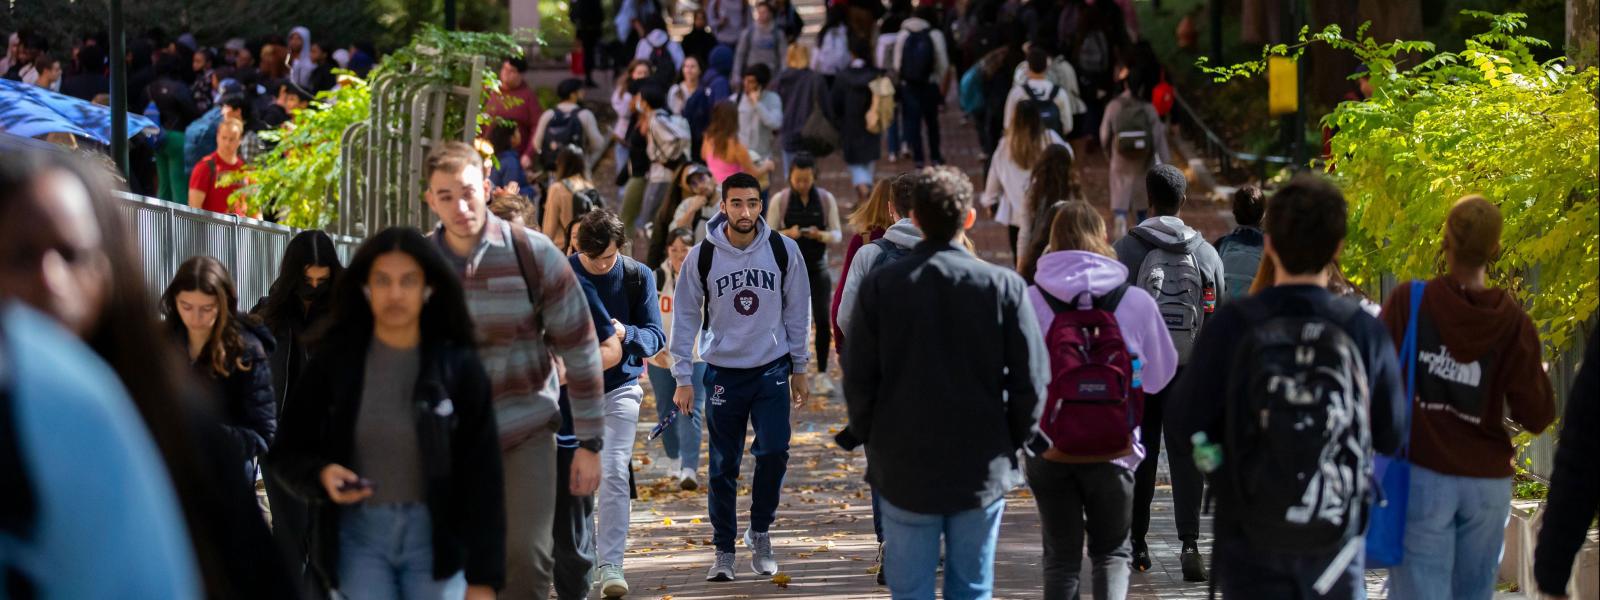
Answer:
[
  {"left": 704, "top": 357, "right": 792, "bottom": 553},
  {"left": 1213, "top": 536, "right": 1365, "bottom": 599},
  {"left": 1132, "top": 367, "right": 1205, "bottom": 544},
  {"left": 1007, "top": 225, "right": 1021, "bottom": 260},
  {"left": 871, "top": 486, "right": 885, "bottom": 543},
  {"left": 1026, "top": 458, "right": 1135, "bottom": 600},
  {"left": 901, "top": 80, "right": 945, "bottom": 165},
  {"left": 806, "top": 262, "right": 833, "bottom": 373},
  {"left": 552, "top": 445, "right": 595, "bottom": 600},
  {"left": 577, "top": 28, "right": 602, "bottom": 80},
  {"left": 265, "top": 476, "right": 326, "bottom": 599}
]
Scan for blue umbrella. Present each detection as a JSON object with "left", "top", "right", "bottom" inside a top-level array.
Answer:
[{"left": 0, "top": 78, "right": 158, "bottom": 144}]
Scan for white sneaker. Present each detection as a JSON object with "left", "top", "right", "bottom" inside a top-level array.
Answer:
[
  {"left": 812, "top": 374, "right": 835, "bottom": 396},
  {"left": 598, "top": 564, "right": 629, "bottom": 598},
  {"left": 706, "top": 550, "right": 736, "bottom": 581},
  {"left": 678, "top": 468, "right": 699, "bottom": 491},
  {"left": 743, "top": 529, "right": 778, "bottom": 575}
]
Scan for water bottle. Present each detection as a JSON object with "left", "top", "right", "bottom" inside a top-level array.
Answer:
[
  {"left": 1192, "top": 431, "right": 1222, "bottom": 474},
  {"left": 1130, "top": 355, "right": 1143, "bottom": 390}
]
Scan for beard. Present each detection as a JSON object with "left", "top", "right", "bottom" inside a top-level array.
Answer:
[{"left": 731, "top": 218, "right": 757, "bottom": 234}]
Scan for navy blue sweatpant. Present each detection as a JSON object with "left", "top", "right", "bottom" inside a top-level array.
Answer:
[{"left": 704, "top": 357, "right": 793, "bottom": 553}]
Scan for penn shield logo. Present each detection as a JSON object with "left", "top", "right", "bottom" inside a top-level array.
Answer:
[
  {"left": 734, "top": 289, "right": 760, "bottom": 316},
  {"left": 710, "top": 385, "right": 727, "bottom": 406}
]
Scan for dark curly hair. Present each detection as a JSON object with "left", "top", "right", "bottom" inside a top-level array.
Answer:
[{"left": 162, "top": 256, "right": 259, "bottom": 377}]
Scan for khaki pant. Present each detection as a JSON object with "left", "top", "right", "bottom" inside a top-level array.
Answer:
[{"left": 503, "top": 430, "right": 558, "bottom": 597}]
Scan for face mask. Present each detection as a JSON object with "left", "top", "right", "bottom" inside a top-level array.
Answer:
[{"left": 296, "top": 280, "right": 327, "bottom": 302}]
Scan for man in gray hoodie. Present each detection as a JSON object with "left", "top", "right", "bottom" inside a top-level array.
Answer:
[
  {"left": 1111, "top": 164, "right": 1223, "bottom": 583},
  {"left": 670, "top": 172, "right": 811, "bottom": 583}
]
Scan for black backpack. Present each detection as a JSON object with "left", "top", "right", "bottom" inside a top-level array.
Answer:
[
  {"left": 867, "top": 237, "right": 912, "bottom": 271},
  {"left": 645, "top": 42, "right": 677, "bottom": 90},
  {"left": 540, "top": 107, "right": 588, "bottom": 171},
  {"left": 563, "top": 179, "right": 602, "bottom": 221},
  {"left": 1023, "top": 83, "right": 1065, "bottom": 136},
  {"left": 696, "top": 230, "right": 789, "bottom": 331},
  {"left": 899, "top": 29, "right": 936, "bottom": 82},
  {"left": 1224, "top": 296, "right": 1372, "bottom": 554},
  {"left": 620, "top": 257, "right": 649, "bottom": 318}
]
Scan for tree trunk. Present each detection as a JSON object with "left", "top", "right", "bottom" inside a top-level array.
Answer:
[{"left": 1571, "top": 0, "right": 1598, "bottom": 70}]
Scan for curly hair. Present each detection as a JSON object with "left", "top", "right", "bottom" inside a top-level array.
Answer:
[{"left": 162, "top": 256, "right": 257, "bottom": 377}]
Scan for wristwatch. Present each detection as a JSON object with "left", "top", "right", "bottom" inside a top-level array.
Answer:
[{"left": 577, "top": 437, "right": 603, "bottom": 453}]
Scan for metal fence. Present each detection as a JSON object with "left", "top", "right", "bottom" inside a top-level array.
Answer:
[{"left": 115, "top": 192, "right": 364, "bottom": 310}]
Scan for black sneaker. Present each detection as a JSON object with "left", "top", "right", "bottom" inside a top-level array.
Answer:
[
  {"left": 1132, "top": 540, "right": 1151, "bottom": 572},
  {"left": 1181, "top": 542, "right": 1208, "bottom": 582},
  {"left": 875, "top": 543, "right": 886, "bottom": 585}
]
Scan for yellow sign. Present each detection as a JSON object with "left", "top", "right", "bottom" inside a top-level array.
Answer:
[{"left": 1268, "top": 56, "right": 1299, "bottom": 116}]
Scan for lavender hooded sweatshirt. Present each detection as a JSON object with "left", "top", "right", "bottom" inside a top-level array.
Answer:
[{"left": 1027, "top": 250, "right": 1179, "bottom": 471}]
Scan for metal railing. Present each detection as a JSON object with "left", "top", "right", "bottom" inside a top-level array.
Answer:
[
  {"left": 1167, "top": 87, "right": 1297, "bottom": 181},
  {"left": 115, "top": 192, "right": 363, "bottom": 309}
]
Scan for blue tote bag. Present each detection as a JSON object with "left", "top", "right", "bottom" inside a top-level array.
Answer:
[{"left": 1366, "top": 280, "right": 1424, "bottom": 568}]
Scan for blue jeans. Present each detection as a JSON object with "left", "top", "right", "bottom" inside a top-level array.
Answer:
[
  {"left": 879, "top": 498, "right": 1006, "bottom": 600},
  {"left": 847, "top": 162, "right": 876, "bottom": 188},
  {"left": 337, "top": 504, "right": 466, "bottom": 600},
  {"left": 1214, "top": 535, "right": 1365, "bottom": 599},
  {"left": 1386, "top": 464, "right": 1512, "bottom": 600},
  {"left": 704, "top": 357, "right": 792, "bottom": 553},
  {"left": 647, "top": 363, "right": 706, "bottom": 471}
]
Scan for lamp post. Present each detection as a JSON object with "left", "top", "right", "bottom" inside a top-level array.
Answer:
[{"left": 109, "top": 0, "right": 128, "bottom": 177}]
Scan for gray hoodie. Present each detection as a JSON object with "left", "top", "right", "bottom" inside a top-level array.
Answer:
[
  {"left": 1111, "top": 216, "right": 1225, "bottom": 365},
  {"left": 836, "top": 218, "right": 923, "bottom": 337},
  {"left": 670, "top": 214, "right": 812, "bottom": 385}
]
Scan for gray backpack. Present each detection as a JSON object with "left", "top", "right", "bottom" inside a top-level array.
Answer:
[
  {"left": 1131, "top": 230, "right": 1206, "bottom": 363},
  {"left": 1218, "top": 237, "right": 1264, "bottom": 301}
]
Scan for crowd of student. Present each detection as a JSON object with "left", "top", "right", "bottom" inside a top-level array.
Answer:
[
  {"left": 2, "top": 1, "right": 1598, "bottom": 600},
  {"left": 2, "top": 26, "right": 373, "bottom": 215}
]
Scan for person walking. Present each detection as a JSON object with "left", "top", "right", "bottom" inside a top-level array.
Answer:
[
  {"left": 840, "top": 166, "right": 1049, "bottom": 599},
  {"left": 533, "top": 78, "right": 607, "bottom": 178},
  {"left": 542, "top": 145, "right": 604, "bottom": 252},
  {"left": 890, "top": 6, "right": 951, "bottom": 167},
  {"left": 1167, "top": 175, "right": 1405, "bottom": 598},
  {"left": 1534, "top": 329, "right": 1599, "bottom": 599},
  {"left": 772, "top": 45, "right": 829, "bottom": 179},
  {"left": 148, "top": 53, "right": 202, "bottom": 205},
  {"left": 187, "top": 117, "right": 249, "bottom": 215},
  {"left": 681, "top": 10, "right": 718, "bottom": 67},
  {"left": 983, "top": 102, "right": 1065, "bottom": 259},
  {"left": 1112, "top": 165, "right": 1221, "bottom": 581},
  {"left": 1100, "top": 69, "right": 1168, "bottom": 238},
  {"left": 633, "top": 84, "right": 692, "bottom": 236},
  {"left": 706, "top": 0, "right": 751, "bottom": 51},
  {"left": 1004, "top": 45, "right": 1075, "bottom": 140},
  {"left": 487, "top": 57, "right": 543, "bottom": 173},
  {"left": 1016, "top": 144, "right": 1082, "bottom": 281},
  {"left": 669, "top": 172, "right": 811, "bottom": 582},
  {"left": 648, "top": 227, "right": 707, "bottom": 491},
  {"left": 735, "top": 64, "right": 783, "bottom": 183},
  {"left": 1382, "top": 196, "right": 1556, "bottom": 599},
  {"left": 569, "top": 210, "right": 667, "bottom": 598},
  {"left": 732, "top": 2, "right": 789, "bottom": 84},
  {"left": 252, "top": 229, "right": 343, "bottom": 596},
  {"left": 831, "top": 176, "right": 901, "bottom": 354},
  {"left": 422, "top": 142, "right": 608, "bottom": 598},
  {"left": 572, "top": 0, "right": 605, "bottom": 87},
  {"left": 766, "top": 152, "right": 843, "bottom": 398},
  {"left": 161, "top": 256, "right": 277, "bottom": 493},
  {"left": 668, "top": 57, "right": 711, "bottom": 160},
  {"left": 1024, "top": 201, "right": 1177, "bottom": 600},
  {"left": 813, "top": 5, "right": 854, "bottom": 80},
  {"left": 1213, "top": 186, "right": 1265, "bottom": 302},
  {"left": 267, "top": 227, "right": 505, "bottom": 600},
  {"left": 703, "top": 101, "right": 776, "bottom": 184},
  {"left": 830, "top": 40, "right": 883, "bottom": 204}
]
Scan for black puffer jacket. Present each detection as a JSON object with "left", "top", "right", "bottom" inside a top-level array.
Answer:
[
  {"left": 267, "top": 337, "right": 505, "bottom": 591},
  {"left": 830, "top": 63, "right": 881, "bottom": 165},
  {"left": 187, "top": 319, "right": 278, "bottom": 466}
]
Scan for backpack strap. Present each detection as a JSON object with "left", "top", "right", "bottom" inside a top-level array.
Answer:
[
  {"left": 507, "top": 222, "right": 543, "bottom": 311},
  {"left": 1093, "top": 283, "right": 1131, "bottom": 313},
  {"left": 697, "top": 243, "right": 715, "bottom": 331},
  {"left": 622, "top": 258, "right": 647, "bottom": 317},
  {"left": 768, "top": 229, "right": 790, "bottom": 289},
  {"left": 1397, "top": 280, "right": 1425, "bottom": 457}
]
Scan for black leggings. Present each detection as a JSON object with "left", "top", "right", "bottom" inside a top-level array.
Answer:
[{"left": 807, "top": 262, "right": 833, "bottom": 373}]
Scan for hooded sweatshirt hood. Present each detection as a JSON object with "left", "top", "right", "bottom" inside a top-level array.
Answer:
[
  {"left": 708, "top": 45, "right": 734, "bottom": 77},
  {"left": 882, "top": 218, "right": 923, "bottom": 249},
  {"left": 1130, "top": 216, "right": 1206, "bottom": 253},
  {"left": 1034, "top": 250, "right": 1129, "bottom": 302},
  {"left": 646, "top": 29, "right": 671, "bottom": 47},
  {"left": 1422, "top": 277, "right": 1525, "bottom": 363},
  {"left": 704, "top": 211, "right": 772, "bottom": 254}
]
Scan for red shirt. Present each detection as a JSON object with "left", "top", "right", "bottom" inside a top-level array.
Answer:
[
  {"left": 486, "top": 83, "right": 543, "bottom": 158},
  {"left": 189, "top": 152, "right": 246, "bottom": 215}
]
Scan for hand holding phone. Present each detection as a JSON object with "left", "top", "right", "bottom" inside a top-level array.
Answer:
[{"left": 321, "top": 464, "right": 375, "bottom": 505}]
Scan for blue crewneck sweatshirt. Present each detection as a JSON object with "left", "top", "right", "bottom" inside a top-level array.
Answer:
[{"left": 568, "top": 254, "right": 665, "bottom": 391}]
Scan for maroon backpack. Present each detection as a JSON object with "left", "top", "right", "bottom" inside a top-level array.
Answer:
[{"left": 1038, "top": 284, "right": 1144, "bottom": 457}]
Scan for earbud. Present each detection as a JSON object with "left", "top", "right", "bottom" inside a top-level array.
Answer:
[
  {"left": 423, "top": 286, "right": 434, "bottom": 302},
  {"left": 362, "top": 285, "right": 372, "bottom": 300}
]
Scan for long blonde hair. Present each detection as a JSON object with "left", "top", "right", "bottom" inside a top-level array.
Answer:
[
  {"left": 1008, "top": 101, "right": 1047, "bottom": 172},
  {"left": 787, "top": 44, "right": 812, "bottom": 69},
  {"left": 1048, "top": 201, "right": 1114, "bottom": 258},
  {"left": 848, "top": 179, "right": 897, "bottom": 233}
]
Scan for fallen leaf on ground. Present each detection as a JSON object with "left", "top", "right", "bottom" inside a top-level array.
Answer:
[
  {"left": 772, "top": 573, "right": 792, "bottom": 588},
  {"left": 662, "top": 517, "right": 674, "bottom": 526}
]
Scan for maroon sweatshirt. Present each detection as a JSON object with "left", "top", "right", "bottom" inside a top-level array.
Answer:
[{"left": 1381, "top": 277, "right": 1556, "bottom": 478}]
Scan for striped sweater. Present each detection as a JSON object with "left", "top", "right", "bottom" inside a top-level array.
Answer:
[{"left": 431, "top": 215, "right": 606, "bottom": 448}]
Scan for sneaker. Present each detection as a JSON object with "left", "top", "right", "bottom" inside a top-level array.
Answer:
[
  {"left": 598, "top": 564, "right": 629, "bottom": 598},
  {"left": 1132, "top": 539, "right": 1151, "bottom": 572},
  {"left": 1181, "top": 542, "right": 1208, "bottom": 582},
  {"left": 706, "top": 551, "right": 736, "bottom": 582},
  {"left": 875, "top": 542, "right": 887, "bottom": 585},
  {"left": 812, "top": 374, "right": 835, "bottom": 396},
  {"left": 743, "top": 529, "right": 778, "bottom": 575},
  {"left": 678, "top": 468, "right": 699, "bottom": 491}
]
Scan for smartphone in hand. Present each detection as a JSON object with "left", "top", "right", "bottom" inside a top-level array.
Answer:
[{"left": 338, "top": 478, "right": 375, "bottom": 493}]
